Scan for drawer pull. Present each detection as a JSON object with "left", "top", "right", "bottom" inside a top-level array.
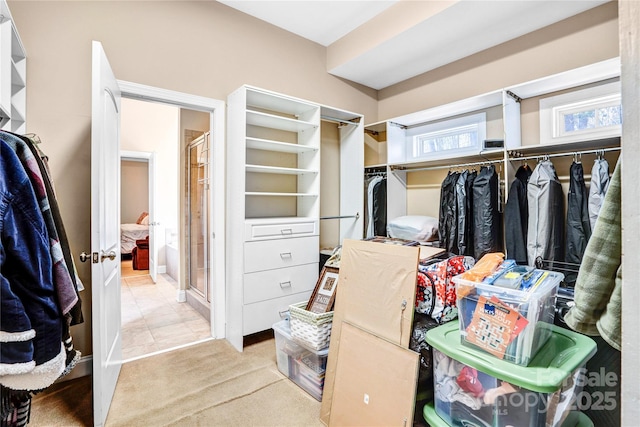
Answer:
[
  {"left": 279, "top": 281, "right": 292, "bottom": 288},
  {"left": 280, "top": 228, "right": 293, "bottom": 235},
  {"left": 280, "top": 252, "right": 292, "bottom": 259}
]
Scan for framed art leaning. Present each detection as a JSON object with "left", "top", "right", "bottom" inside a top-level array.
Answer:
[{"left": 306, "top": 266, "right": 339, "bottom": 313}]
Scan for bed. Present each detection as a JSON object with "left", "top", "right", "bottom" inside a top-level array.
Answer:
[{"left": 121, "top": 212, "right": 150, "bottom": 255}]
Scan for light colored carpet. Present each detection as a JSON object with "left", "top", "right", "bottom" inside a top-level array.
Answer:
[{"left": 31, "top": 337, "right": 324, "bottom": 427}]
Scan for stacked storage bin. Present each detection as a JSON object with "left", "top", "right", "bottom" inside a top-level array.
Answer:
[
  {"left": 273, "top": 319, "right": 329, "bottom": 401},
  {"left": 422, "top": 267, "right": 597, "bottom": 427}
]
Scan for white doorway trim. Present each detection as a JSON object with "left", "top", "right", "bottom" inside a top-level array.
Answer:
[{"left": 117, "top": 80, "right": 226, "bottom": 340}]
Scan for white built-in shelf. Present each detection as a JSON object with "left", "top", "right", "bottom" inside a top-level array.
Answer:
[
  {"left": 246, "top": 110, "right": 318, "bottom": 133},
  {"left": 246, "top": 137, "right": 318, "bottom": 154},
  {"left": 245, "top": 164, "right": 318, "bottom": 175},
  {"left": 245, "top": 191, "right": 319, "bottom": 197},
  {"left": 246, "top": 87, "right": 317, "bottom": 117},
  {"left": 0, "top": 1, "right": 26, "bottom": 133},
  {"left": 389, "top": 148, "right": 506, "bottom": 171}
]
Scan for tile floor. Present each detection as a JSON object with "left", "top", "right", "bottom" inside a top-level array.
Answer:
[{"left": 120, "top": 260, "right": 211, "bottom": 361}]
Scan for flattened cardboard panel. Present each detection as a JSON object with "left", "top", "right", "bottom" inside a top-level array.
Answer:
[
  {"left": 321, "top": 239, "right": 419, "bottom": 425},
  {"left": 329, "top": 322, "right": 420, "bottom": 427},
  {"left": 340, "top": 239, "right": 418, "bottom": 346}
]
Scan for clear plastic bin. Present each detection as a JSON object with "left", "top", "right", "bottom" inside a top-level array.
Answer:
[
  {"left": 273, "top": 319, "right": 329, "bottom": 401},
  {"left": 426, "top": 321, "right": 596, "bottom": 427},
  {"left": 454, "top": 270, "right": 562, "bottom": 366}
]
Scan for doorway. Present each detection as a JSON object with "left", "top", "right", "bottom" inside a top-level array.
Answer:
[{"left": 118, "top": 97, "right": 213, "bottom": 361}]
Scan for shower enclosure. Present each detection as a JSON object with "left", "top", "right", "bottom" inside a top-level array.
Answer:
[{"left": 187, "top": 132, "right": 211, "bottom": 311}]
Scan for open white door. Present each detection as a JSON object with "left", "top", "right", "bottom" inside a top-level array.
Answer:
[
  {"left": 148, "top": 152, "right": 158, "bottom": 282},
  {"left": 91, "top": 40, "right": 122, "bottom": 427}
]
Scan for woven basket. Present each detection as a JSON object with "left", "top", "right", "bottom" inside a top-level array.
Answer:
[{"left": 289, "top": 301, "right": 333, "bottom": 351}]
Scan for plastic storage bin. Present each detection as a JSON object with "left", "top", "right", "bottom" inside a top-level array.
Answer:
[
  {"left": 273, "top": 319, "right": 329, "bottom": 401},
  {"left": 425, "top": 321, "right": 596, "bottom": 427},
  {"left": 454, "top": 269, "right": 562, "bottom": 366}
]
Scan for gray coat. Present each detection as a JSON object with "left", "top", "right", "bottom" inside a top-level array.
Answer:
[{"left": 526, "top": 160, "right": 565, "bottom": 266}]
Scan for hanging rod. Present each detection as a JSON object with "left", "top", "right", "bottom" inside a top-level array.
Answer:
[
  {"left": 509, "top": 146, "right": 620, "bottom": 163},
  {"left": 320, "top": 115, "right": 360, "bottom": 126},
  {"left": 319, "top": 213, "right": 360, "bottom": 220},
  {"left": 391, "top": 158, "right": 503, "bottom": 173}
]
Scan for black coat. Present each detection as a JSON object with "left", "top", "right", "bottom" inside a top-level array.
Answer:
[
  {"left": 565, "top": 161, "right": 591, "bottom": 283},
  {"left": 472, "top": 165, "right": 501, "bottom": 259},
  {"left": 504, "top": 165, "right": 532, "bottom": 264}
]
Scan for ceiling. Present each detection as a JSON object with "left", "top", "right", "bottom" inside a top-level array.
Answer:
[{"left": 218, "top": 0, "right": 610, "bottom": 90}]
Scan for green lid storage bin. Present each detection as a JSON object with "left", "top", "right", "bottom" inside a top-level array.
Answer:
[{"left": 425, "top": 321, "right": 596, "bottom": 427}]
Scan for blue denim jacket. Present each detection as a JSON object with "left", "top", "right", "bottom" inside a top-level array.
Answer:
[{"left": 0, "top": 139, "right": 63, "bottom": 390}]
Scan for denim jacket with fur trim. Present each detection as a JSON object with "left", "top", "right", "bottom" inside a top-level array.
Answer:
[{"left": 0, "top": 139, "right": 64, "bottom": 391}]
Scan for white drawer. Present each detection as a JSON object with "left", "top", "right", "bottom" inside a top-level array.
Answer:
[
  {"left": 244, "top": 236, "right": 319, "bottom": 273},
  {"left": 245, "top": 219, "right": 318, "bottom": 241},
  {"left": 242, "top": 291, "right": 313, "bottom": 336},
  {"left": 244, "top": 263, "right": 318, "bottom": 305}
]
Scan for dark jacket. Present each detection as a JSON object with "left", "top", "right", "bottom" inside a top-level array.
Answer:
[
  {"left": 0, "top": 140, "right": 64, "bottom": 391},
  {"left": 565, "top": 161, "right": 591, "bottom": 283},
  {"left": 439, "top": 172, "right": 460, "bottom": 253},
  {"left": 504, "top": 165, "right": 532, "bottom": 264},
  {"left": 472, "top": 165, "right": 501, "bottom": 259}
]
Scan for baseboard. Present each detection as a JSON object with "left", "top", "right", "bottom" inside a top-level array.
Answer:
[
  {"left": 158, "top": 265, "right": 166, "bottom": 274},
  {"left": 177, "top": 289, "right": 186, "bottom": 302},
  {"left": 57, "top": 355, "right": 92, "bottom": 383}
]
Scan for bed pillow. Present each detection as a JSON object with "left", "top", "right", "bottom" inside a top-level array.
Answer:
[
  {"left": 136, "top": 212, "right": 149, "bottom": 225},
  {"left": 140, "top": 215, "right": 150, "bottom": 225},
  {"left": 387, "top": 215, "right": 439, "bottom": 242}
]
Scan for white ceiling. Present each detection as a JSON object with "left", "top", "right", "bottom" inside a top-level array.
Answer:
[{"left": 218, "top": 0, "right": 610, "bottom": 90}]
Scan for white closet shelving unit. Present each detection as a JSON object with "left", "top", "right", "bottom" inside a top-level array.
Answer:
[
  {"left": 226, "top": 85, "right": 363, "bottom": 351},
  {"left": 364, "top": 57, "right": 621, "bottom": 222},
  {"left": 0, "top": 0, "right": 26, "bottom": 133}
]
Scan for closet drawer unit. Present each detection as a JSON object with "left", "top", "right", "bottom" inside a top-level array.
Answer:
[
  {"left": 244, "top": 236, "right": 319, "bottom": 273},
  {"left": 242, "top": 291, "right": 313, "bottom": 336},
  {"left": 245, "top": 219, "right": 318, "bottom": 241},
  {"left": 243, "top": 263, "right": 318, "bottom": 305}
]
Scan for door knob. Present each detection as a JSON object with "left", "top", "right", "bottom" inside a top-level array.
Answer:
[
  {"left": 100, "top": 250, "right": 117, "bottom": 262},
  {"left": 79, "top": 252, "right": 92, "bottom": 263}
]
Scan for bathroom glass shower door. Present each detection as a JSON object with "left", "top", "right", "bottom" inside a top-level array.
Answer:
[{"left": 187, "top": 133, "right": 210, "bottom": 303}]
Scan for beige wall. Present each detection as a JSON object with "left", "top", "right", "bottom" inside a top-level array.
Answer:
[
  {"left": 7, "top": 0, "right": 619, "bottom": 360},
  {"left": 378, "top": 2, "right": 619, "bottom": 120},
  {"left": 120, "top": 160, "right": 149, "bottom": 224}
]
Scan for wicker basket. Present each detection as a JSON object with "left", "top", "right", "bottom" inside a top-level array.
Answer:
[{"left": 289, "top": 301, "right": 334, "bottom": 351}]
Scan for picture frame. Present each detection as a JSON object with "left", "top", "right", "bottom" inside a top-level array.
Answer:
[{"left": 306, "top": 266, "right": 340, "bottom": 314}]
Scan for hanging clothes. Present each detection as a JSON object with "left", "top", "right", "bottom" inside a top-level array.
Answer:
[
  {"left": 0, "top": 139, "right": 65, "bottom": 391},
  {"left": 438, "top": 171, "right": 459, "bottom": 253},
  {"left": 588, "top": 157, "right": 611, "bottom": 230},
  {"left": 455, "top": 170, "right": 475, "bottom": 257},
  {"left": 565, "top": 158, "right": 621, "bottom": 351},
  {"left": 504, "top": 164, "right": 532, "bottom": 265},
  {"left": 365, "top": 175, "right": 386, "bottom": 238},
  {"left": 472, "top": 165, "right": 500, "bottom": 260},
  {"left": 526, "top": 159, "right": 565, "bottom": 266},
  {"left": 565, "top": 161, "right": 591, "bottom": 284},
  {"left": 371, "top": 177, "right": 387, "bottom": 237}
]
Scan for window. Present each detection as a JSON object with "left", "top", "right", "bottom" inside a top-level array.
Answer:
[
  {"left": 410, "top": 112, "right": 486, "bottom": 160},
  {"left": 540, "top": 81, "right": 621, "bottom": 145}
]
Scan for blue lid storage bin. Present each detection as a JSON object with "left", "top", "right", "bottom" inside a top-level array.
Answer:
[{"left": 453, "top": 270, "right": 562, "bottom": 366}]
